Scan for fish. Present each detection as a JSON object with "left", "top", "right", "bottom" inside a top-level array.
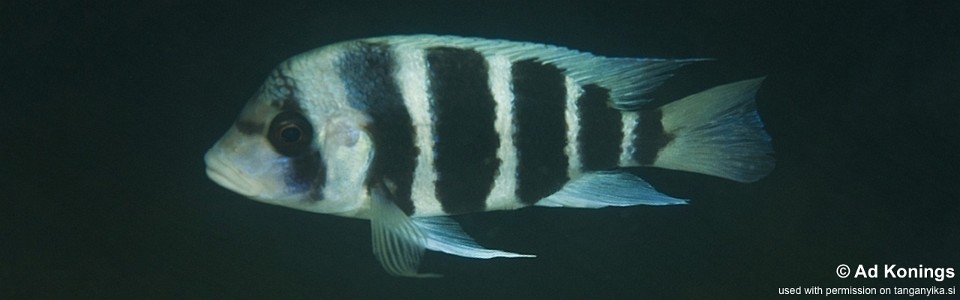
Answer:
[{"left": 204, "top": 35, "right": 775, "bottom": 277}]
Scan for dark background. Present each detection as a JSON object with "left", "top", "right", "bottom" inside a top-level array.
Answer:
[{"left": 3, "top": 0, "right": 958, "bottom": 298}]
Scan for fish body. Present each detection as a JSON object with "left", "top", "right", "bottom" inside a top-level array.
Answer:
[{"left": 204, "top": 35, "right": 774, "bottom": 276}]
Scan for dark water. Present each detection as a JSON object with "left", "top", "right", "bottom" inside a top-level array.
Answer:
[{"left": 4, "top": 1, "right": 959, "bottom": 298}]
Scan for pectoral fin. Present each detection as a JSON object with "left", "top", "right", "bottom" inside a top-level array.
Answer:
[{"left": 370, "top": 186, "right": 439, "bottom": 278}]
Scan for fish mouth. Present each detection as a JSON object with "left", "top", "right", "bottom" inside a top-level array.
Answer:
[{"left": 204, "top": 151, "right": 261, "bottom": 198}]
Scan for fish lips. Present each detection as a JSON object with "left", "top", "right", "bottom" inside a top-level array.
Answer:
[{"left": 204, "top": 149, "right": 263, "bottom": 198}]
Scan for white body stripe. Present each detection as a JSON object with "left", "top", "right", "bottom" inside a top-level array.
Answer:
[
  {"left": 484, "top": 55, "right": 523, "bottom": 211},
  {"left": 619, "top": 112, "right": 639, "bottom": 166},
  {"left": 563, "top": 76, "right": 583, "bottom": 180},
  {"left": 394, "top": 46, "right": 444, "bottom": 217}
]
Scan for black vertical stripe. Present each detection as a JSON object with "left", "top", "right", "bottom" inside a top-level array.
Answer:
[
  {"left": 633, "top": 109, "right": 673, "bottom": 165},
  {"left": 426, "top": 47, "right": 499, "bottom": 215},
  {"left": 269, "top": 110, "right": 325, "bottom": 199},
  {"left": 576, "top": 84, "right": 622, "bottom": 171},
  {"left": 260, "top": 70, "right": 326, "bottom": 200},
  {"left": 337, "top": 42, "right": 417, "bottom": 215},
  {"left": 289, "top": 150, "right": 325, "bottom": 200},
  {"left": 512, "top": 59, "right": 569, "bottom": 204}
]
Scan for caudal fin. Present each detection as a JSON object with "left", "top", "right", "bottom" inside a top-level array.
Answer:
[{"left": 631, "top": 78, "right": 774, "bottom": 182}]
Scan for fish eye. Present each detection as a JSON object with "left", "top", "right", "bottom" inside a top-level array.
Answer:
[
  {"left": 279, "top": 125, "right": 302, "bottom": 143},
  {"left": 268, "top": 111, "right": 314, "bottom": 156}
]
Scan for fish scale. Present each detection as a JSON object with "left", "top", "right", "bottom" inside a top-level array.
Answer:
[{"left": 204, "top": 35, "right": 775, "bottom": 277}]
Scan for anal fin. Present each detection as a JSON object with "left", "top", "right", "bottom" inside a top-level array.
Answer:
[{"left": 536, "top": 171, "right": 688, "bottom": 208}]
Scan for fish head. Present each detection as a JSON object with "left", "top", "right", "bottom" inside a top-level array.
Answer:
[{"left": 205, "top": 61, "right": 374, "bottom": 217}]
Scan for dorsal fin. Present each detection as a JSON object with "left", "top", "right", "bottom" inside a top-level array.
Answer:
[{"left": 367, "top": 34, "right": 706, "bottom": 110}]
